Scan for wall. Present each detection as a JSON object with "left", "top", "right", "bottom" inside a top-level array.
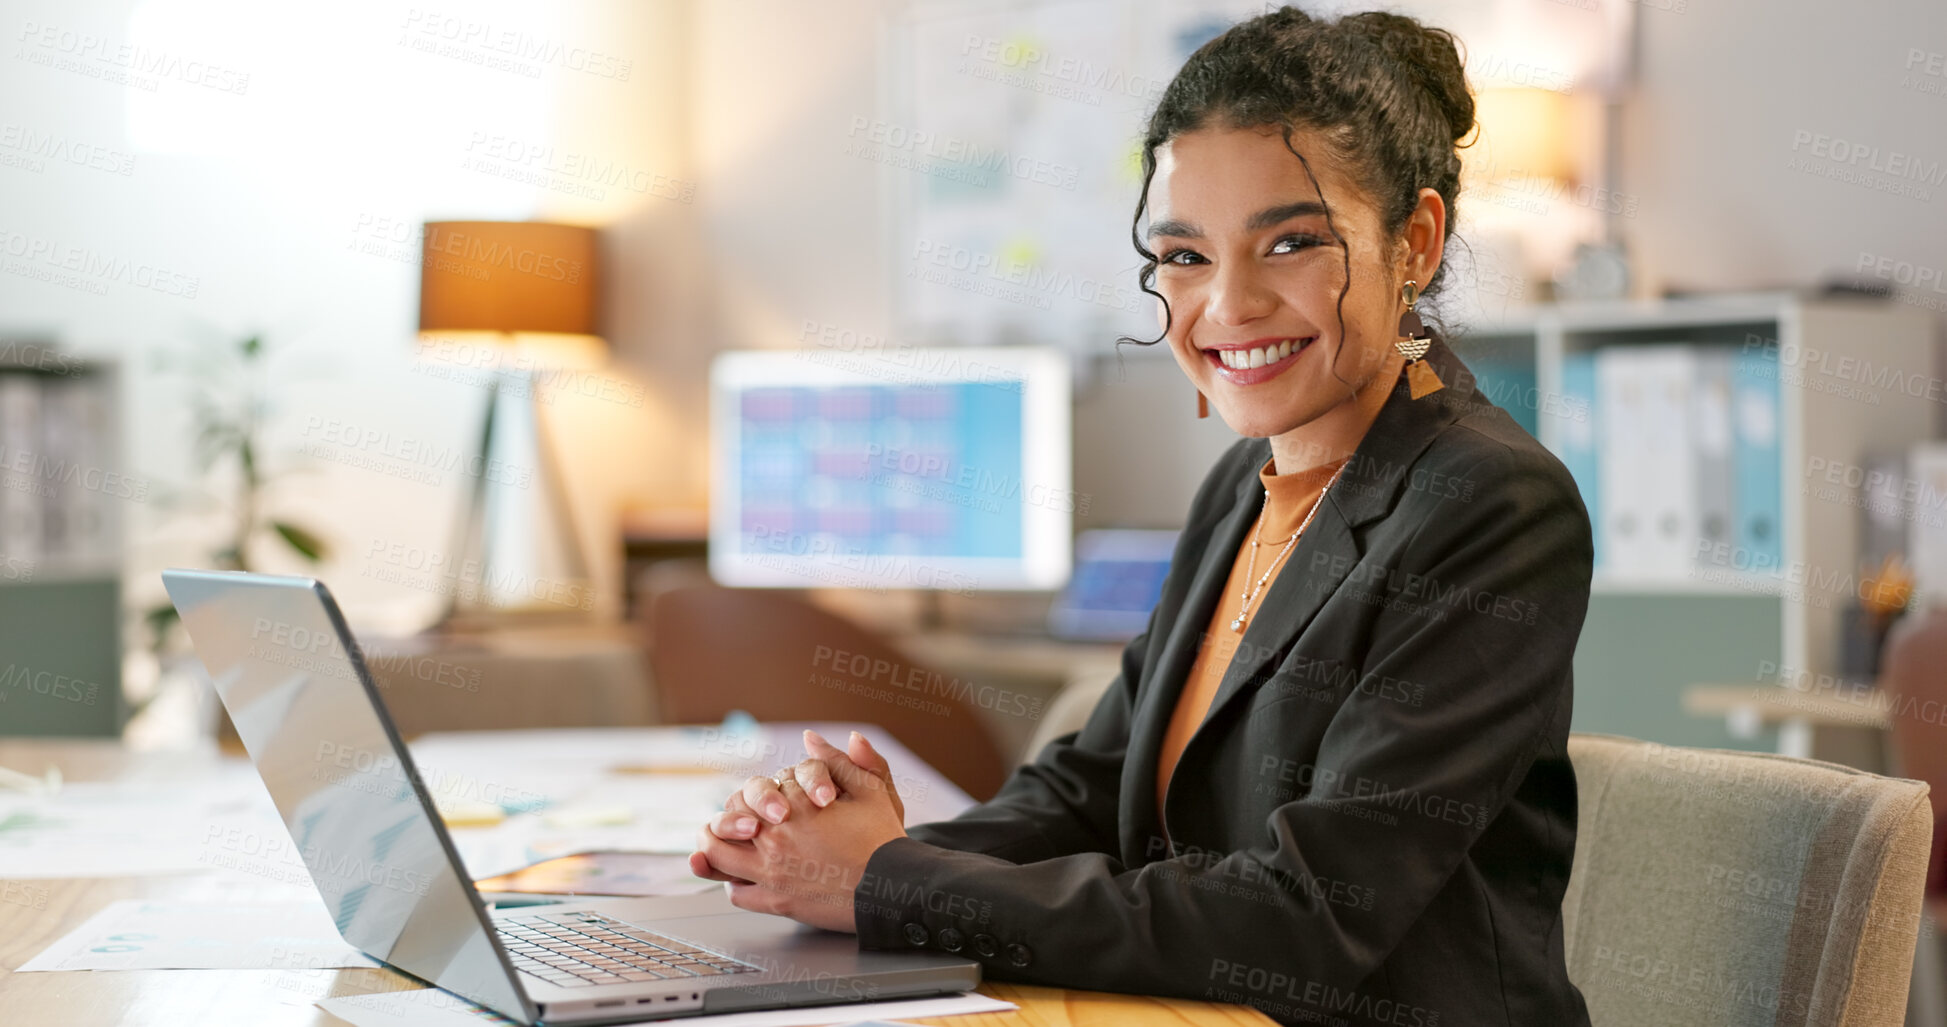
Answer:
[
  {"left": 1621, "top": 0, "right": 1947, "bottom": 319},
  {"left": 0, "top": 0, "right": 696, "bottom": 633},
  {"left": 4, "top": 0, "right": 1942, "bottom": 642}
]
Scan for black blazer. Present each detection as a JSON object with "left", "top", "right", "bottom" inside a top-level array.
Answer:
[{"left": 854, "top": 334, "right": 1595, "bottom": 1027}]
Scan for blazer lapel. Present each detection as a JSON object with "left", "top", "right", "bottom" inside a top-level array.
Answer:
[{"left": 1120, "top": 456, "right": 1268, "bottom": 858}]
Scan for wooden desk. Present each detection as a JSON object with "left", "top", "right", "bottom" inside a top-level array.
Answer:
[
  {"left": 0, "top": 738, "right": 1272, "bottom": 1027},
  {"left": 1682, "top": 682, "right": 1892, "bottom": 770}
]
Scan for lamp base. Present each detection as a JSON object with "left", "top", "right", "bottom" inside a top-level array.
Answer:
[{"left": 435, "top": 369, "right": 597, "bottom": 627}]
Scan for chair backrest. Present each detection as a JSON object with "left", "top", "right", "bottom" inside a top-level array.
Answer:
[
  {"left": 1019, "top": 663, "right": 1116, "bottom": 765},
  {"left": 645, "top": 582, "right": 1010, "bottom": 800},
  {"left": 1563, "top": 733, "right": 1931, "bottom": 1027}
]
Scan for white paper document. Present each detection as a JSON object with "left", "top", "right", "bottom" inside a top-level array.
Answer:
[
  {"left": 0, "top": 773, "right": 293, "bottom": 880},
  {"left": 440, "top": 772, "right": 752, "bottom": 879},
  {"left": 414, "top": 724, "right": 973, "bottom": 881},
  {"left": 15, "top": 899, "right": 375, "bottom": 972},
  {"left": 318, "top": 987, "right": 1015, "bottom": 1027}
]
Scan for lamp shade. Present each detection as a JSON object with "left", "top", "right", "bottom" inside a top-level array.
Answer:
[
  {"left": 1469, "top": 88, "right": 1574, "bottom": 185},
  {"left": 418, "top": 221, "right": 604, "bottom": 367}
]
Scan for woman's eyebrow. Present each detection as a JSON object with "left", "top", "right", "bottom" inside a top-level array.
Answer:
[
  {"left": 1247, "top": 200, "right": 1328, "bottom": 229},
  {"left": 1146, "top": 200, "right": 1329, "bottom": 240}
]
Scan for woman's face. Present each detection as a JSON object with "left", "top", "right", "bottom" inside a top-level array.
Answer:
[{"left": 1147, "top": 124, "right": 1429, "bottom": 442}]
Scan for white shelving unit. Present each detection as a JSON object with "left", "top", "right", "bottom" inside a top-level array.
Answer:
[
  {"left": 1457, "top": 291, "right": 1936, "bottom": 752},
  {"left": 0, "top": 343, "right": 126, "bottom": 736}
]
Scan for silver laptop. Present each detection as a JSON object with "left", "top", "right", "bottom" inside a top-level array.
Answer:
[{"left": 162, "top": 569, "right": 979, "bottom": 1024}]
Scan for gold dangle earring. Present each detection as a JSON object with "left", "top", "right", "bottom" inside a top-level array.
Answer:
[
  {"left": 1395, "top": 279, "right": 1444, "bottom": 399},
  {"left": 1196, "top": 391, "right": 1209, "bottom": 418}
]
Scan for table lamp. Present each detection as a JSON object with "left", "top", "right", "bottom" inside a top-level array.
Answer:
[
  {"left": 417, "top": 220, "right": 603, "bottom": 624},
  {"left": 1471, "top": 87, "right": 1574, "bottom": 187},
  {"left": 1463, "top": 87, "right": 1615, "bottom": 299}
]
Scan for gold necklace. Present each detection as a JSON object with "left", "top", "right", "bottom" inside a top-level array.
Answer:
[{"left": 1230, "top": 461, "right": 1347, "bottom": 632}]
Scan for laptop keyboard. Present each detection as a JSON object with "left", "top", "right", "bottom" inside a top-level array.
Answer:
[{"left": 496, "top": 911, "right": 759, "bottom": 989}]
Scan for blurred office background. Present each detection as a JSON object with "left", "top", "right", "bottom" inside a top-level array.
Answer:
[{"left": 2, "top": 0, "right": 1946, "bottom": 777}]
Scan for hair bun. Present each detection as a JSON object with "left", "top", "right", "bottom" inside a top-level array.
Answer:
[{"left": 1341, "top": 11, "right": 1474, "bottom": 145}]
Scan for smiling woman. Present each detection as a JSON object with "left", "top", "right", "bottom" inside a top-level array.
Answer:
[
  {"left": 693, "top": 7, "right": 1597, "bottom": 1027},
  {"left": 1128, "top": 5, "right": 1474, "bottom": 472}
]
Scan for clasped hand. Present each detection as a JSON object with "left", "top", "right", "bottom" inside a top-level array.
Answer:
[{"left": 688, "top": 730, "right": 907, "bottom": 933}]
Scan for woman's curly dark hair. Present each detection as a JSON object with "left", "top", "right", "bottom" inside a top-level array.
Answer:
[{"left": 1120, "top": 5, "right": 1476, "bottom": 368}]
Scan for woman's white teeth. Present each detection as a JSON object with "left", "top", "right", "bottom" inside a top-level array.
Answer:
[{"left": 1221, "top": 340, "right": 1298, "bottom": 370}]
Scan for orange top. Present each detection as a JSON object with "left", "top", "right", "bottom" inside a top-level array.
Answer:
[{"left": 1155, "top": 454, "right": 1348, "bottom": 825}]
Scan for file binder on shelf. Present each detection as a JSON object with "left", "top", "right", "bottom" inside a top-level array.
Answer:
[
  {"left": 1469, "top": 293, "right": 1935, "bottom": 751},
  {"left": 1730, "top": 348, "right": 1783, "bottom": 576},
  {"left": 1596, "top": 347, "right": 1702, "bottom": 578},
  {"left": 1557, "top": 352, "right": 1601, "bottom": 568},
  {"left": 0, "top": 355, "right": 124, "bottom": 574},
  {"left": 1467, "top": 356, "right": 1541, "bottom": 438},
  {"left": 1693, "top": 350, "right": 1736, "bottom": 557},
  {"left": 1637, "top": 346, "right": 1701, "bottom": 575},
  {"left": 39, "top": 372, "right": 114, "bottom": 568},
  {"left": 0, "top": 373, "right": 43, "bottom": 560}
]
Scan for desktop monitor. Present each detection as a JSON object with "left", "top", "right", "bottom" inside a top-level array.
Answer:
[{"left": 709, "top": 347, "right": 1071, "bottom": 592}]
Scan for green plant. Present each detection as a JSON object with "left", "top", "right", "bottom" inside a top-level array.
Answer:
[{"left": 144, "top": 333, "right": 330, "bottom": 650}]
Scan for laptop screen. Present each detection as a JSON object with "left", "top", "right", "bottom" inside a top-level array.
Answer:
[
  {"left": 163, "top": 569, "right": 532, "bottom": 1022},
  {"left": 1046, "top": 529, "right": 1179, "bottom": 641}
]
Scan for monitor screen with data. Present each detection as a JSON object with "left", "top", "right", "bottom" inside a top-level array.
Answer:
[{"left": 709, "top": 347, "right": 1072, "bottom": 591}]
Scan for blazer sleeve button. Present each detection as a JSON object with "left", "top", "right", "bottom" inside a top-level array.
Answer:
[
  {"left": 936, "top": 927, "right": 964, "bottom": 952},
  {"left": 1005, "top": 943, "right": 1032, "bottom": 967},
  {"left": 972, "top": 933, "right": 998, "bottom": 957},
  {"left": 903, "top": 923, "right": 929, "bottom": 946}
]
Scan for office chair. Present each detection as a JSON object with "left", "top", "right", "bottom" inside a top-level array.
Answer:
[
  {"left": 644, "top": 580, "right": 1010, "bottom": 800},
  {"left": 1562, "top": 733, "right": 1931, "bottom": 1027}
]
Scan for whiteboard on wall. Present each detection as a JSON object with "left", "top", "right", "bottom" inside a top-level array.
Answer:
[{"left": 881, "top": 0, "right": 1629, "bottom": 353}]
